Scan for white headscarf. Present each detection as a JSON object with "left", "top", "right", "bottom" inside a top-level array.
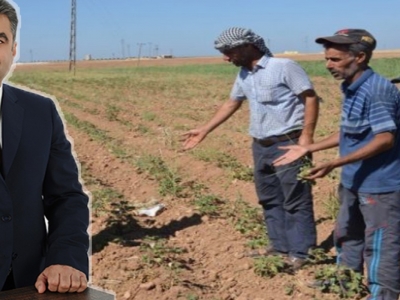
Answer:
[{"left": 214, "top": 27, "right": 273, "bottom": 57}]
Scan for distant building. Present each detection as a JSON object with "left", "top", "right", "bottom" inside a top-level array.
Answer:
[
  {"left": 158, "top": 54, "right": 173, "bottom": 59},
  {"left": 84, "top": 54, "right": 92, "bottom": 60},
  {"left": 283, "top": 51, "right": 299, "bottom": 55}
]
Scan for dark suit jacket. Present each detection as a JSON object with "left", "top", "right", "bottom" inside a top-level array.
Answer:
[{"left": 0, "top": 84, "right": 89, "bottom": 288}]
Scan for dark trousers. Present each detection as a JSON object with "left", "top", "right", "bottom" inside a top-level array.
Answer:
[
  {"left": 335, "top": 185, "right": 400, "bottom": 300},
  {"left": 252, "top": 139, "right": 316, "bottom": 258}
]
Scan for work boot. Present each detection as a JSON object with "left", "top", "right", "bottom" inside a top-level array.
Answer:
[
  {"left": 245, "top": 246, "right": 288, "bottom": 258},
  {"left": 285, "top": 255, "right": 307, "bottom": 272}
]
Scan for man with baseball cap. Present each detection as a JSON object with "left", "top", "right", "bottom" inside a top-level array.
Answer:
[
  {"left": 315, "top": 29, "right": 377, "bottom": 49},
  {"left": 182, "top": 27, "right": 320, "bottom": 271},
  {"left": 274, "top": 28, "right": 400, "bottom": 299}
]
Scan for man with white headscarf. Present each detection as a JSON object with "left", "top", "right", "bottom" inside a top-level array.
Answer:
[{"left": 183, "top": 27, "right": 320, "bottom": 271}]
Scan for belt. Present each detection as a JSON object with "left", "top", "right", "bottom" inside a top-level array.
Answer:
[{"left": 253, "top": 130, "right": 302, "bottom": 147}]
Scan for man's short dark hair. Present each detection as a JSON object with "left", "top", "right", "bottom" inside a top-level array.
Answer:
[{"left": 0, "top": 0, "right": 18, "bottom": 43}]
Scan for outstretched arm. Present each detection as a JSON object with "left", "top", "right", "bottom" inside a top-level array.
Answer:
[
  {"left": 273, "top": 132, "right": 340, "bottom": 166},
  {"left": 182, "top": 99, "right": 242, "bottom": 150},
  {"left": 305, "top": 131, "right": 394, "bottom": 179}
]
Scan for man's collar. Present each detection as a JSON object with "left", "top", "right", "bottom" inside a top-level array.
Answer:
[
  {"left": 255, "top": 55, "right": 270, "bottom": 69},
  {"left": 242, "top": 55, "right": 270, "bottom": 73},
  {"left": 341, "top": 68, "right": 374, "bottom": 93}
]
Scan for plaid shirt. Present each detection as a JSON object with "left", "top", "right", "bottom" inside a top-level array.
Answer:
[{"left": 230, "top": 56, "right": 313, "bottom": 139}]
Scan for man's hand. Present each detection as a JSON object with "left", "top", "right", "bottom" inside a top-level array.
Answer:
[
  {"left": 304, "top": 162, "right": 334, "bottom": 179},
  {"left": 273, "top": 144, "right": 309, "bottom": 166},
  {"left": 181, "top": 128, "right": 208, "bottom": 150},
  {"left": 35, "top": 265, "right": 87, "bottom": 294}
]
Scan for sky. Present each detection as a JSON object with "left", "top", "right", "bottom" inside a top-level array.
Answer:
[{"left": 10, "top": 0, "right": 400, "bottom": 62}]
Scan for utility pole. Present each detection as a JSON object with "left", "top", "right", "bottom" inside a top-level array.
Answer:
[
  {"left": 154, "top": 44, "right": 159, "bottom": 57},
  {"left": 69, "top": 0, "right": 77, "bottom": 75},
  {"left": 121, "top": 39, "right": 125, "bottom": 58},
  {"left": 29, "top": 49, "right": 33, "bottom": 62},
  {"left": 127, "top": 44, "right": 131, "bottom": 58},
  {"left": 137, "top": 42, "right": 145, "bottom": 66},
  {"left": 304, "top": 36, "right": 309, "bottom": 53},
  {"left": 148, "top": 42, "right": 152, "bottom": 58}
]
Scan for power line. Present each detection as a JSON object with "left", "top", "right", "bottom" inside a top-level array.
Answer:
[
  {"left": 84, "top": 0, "right": 126, "bottom": 59},
  {"left": 69, "top": 0, "right": 77, "bottom": 74}
]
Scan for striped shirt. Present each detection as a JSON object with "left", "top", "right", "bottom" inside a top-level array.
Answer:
[
  {"left": 230, "top": 56, "right": 313, "bottom": 139},
  {"left": 340, "top": 68, "right": 400, "bottom": 193}
]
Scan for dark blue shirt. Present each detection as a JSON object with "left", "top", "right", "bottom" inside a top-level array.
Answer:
[{"left": 340, "top": 68, "right": 400, "bottom": 193}]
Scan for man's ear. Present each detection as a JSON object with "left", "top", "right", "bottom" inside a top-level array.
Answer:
[
  {"left": 12, "top": 42, "right": 17, "bottom": 57},
  {"left": 356, "top": 51, "right": 367, "bottom": 64}
]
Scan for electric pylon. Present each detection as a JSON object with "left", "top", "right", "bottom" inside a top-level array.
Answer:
[{"left": 69, "top": 0, "right": 77, "bottom": 74}]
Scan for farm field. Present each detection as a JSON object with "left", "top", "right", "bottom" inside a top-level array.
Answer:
[{"left": 10, "top": 51, "right": 400, "bottom": 300}]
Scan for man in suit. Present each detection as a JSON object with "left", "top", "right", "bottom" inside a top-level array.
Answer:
[{"left": 0, "top": 0, "right": 89, "bottom": 293}]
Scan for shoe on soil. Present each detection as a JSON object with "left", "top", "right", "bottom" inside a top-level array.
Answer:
[
  {"left": 245, "top": 246, "right": 288, "bottom": 258},
  {"left": 307, "top": 278, "right": 353, "bottom": 295},
  {"left": 307, "top": 279, "right": 332, "bottom": 289},
  {"left": 285, "top": 256, "right": 307, "bottom": 271}
]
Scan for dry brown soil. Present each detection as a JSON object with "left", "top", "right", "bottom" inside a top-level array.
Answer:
[{"left": 13, "top": 50, "right": 400, "bottom": 300}]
